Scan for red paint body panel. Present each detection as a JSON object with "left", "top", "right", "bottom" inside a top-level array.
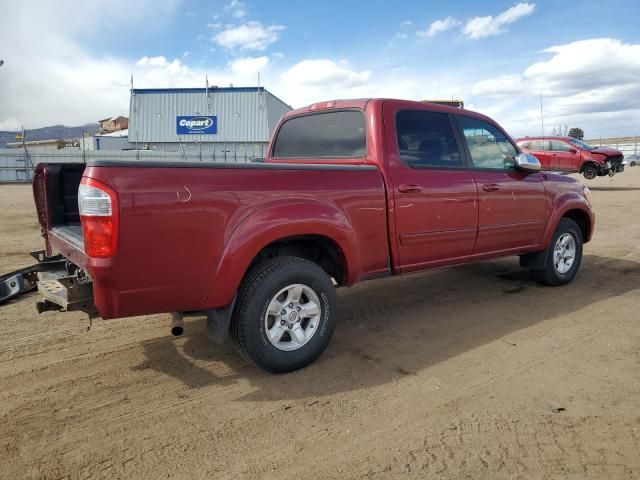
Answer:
[
  {"left": 81, "top": 165, "right": 388, "bottom": 318},
  {"left": 471, "top": 170, "right": 547, "bottom": 253},
  {"left": 32, "top": 99, "right": 595, "bottom": 321},
  {"left": 381, "top": 101, "right": 478, "bottom": 271}
]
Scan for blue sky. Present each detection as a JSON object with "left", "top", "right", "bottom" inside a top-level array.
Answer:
[{"left": 1, "top": 0, "right": 640, "bottom": 138}]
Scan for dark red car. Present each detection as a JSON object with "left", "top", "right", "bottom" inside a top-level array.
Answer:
[
  {"left": 31, "top": 99, "right": 595, "bottom": 372},
  {"left": 515, "top": 136, "right": 624, "bottom": 180}
]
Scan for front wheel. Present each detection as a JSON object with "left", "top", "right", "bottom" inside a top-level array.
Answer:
[
  {"left": 530, "top": 218, "right": 583, "bottom": 286},
  {"left": 231, "top": 256, "right": 336, "bottom": 373},
  {"left": 582, "top": 165, "right": 597, "bottom": 180}
]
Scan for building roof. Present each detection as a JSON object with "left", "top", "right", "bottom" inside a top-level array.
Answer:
[
  {"left": 128, "top": 86, "right": 291, "bottom": 143},
  {"left": 99, "top": 115, "right": 127, "bottom": 123},
  {"left": 95, "top": 128, "right": 128, "bottom": 138}
]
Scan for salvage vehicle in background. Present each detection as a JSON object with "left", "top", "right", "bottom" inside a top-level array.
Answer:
[
  {"left": 516, "top": 136, "right": 625, "bottom": 179},
  {"left": 625, "top": 154, "right": 639, "bottom": 167},
  {"left": 30, "top": 99, "right": 595, "bottom": 372}
]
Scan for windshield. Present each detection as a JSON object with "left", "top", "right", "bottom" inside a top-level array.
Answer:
[{"left": 568, "top": 138, "right": 595, "bottom": 151}]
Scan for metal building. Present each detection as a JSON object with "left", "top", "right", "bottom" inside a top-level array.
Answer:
[{"left": 128, "top": 87, "right": 291, "bottom": 160}]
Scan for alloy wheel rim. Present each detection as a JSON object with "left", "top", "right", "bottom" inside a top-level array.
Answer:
[
  {"left": 553, "top": 233, "right": 576, "bottom": 274},
  {"left": 264, "top": 283, "right": 321, "bottom": 351}
]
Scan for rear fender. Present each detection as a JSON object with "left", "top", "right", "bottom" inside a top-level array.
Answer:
[{"left": 205, "top": 199, "right": 360, "bottom": 308}]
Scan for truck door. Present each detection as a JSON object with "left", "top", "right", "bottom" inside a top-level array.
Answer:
[
  {"left": 454, "top": 115, "right": 547, "bottom": 254},
  {"left": 529, "top": 140, "right": 552, "bottom": 169},
  {"left": 549, "top": 139, "right": 580, "bottom": 171},
  {"left": 384, "top": 104, "right": 478, "bottom": 272}
]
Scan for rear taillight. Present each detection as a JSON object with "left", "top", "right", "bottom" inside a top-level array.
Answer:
[{"left": 78, "top": 178, "right": 118, "bottom": 258}]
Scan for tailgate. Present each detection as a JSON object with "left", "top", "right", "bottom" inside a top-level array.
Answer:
[
  {"left": 33, "top": 163, "right": 87, "bottom": 266},
  {"left": 32, "top": 164, "right": 97, "bottom": 316}
]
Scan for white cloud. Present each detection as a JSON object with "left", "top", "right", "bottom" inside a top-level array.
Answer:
[
  {"left": 400, "top": 20, "right": 413, "bottom": 28},
  {"left": 225, "top": 0, "right": 246, "bottom": 19},
  {"left": 214, "top": 21, "right": 285, "bottom": 50},
  {"left": 470, "top": 38, "right": 640, "bottom": 136},
  {"left": 472, "top": 74, "right": 527, "bottom": 96},
  {"left": 463, "top": 2, "right": 535, "bottom": 39},
  {"left": 275, "top": 60, "right": 464, "bottom": 111},
  {"left": 229, "top": 56, "right": 269, "bottom": 74},
  {"left": 282, "top": 59, "right": 371, "bottom": 88},
  {"left": 0, "top": 0, "right": 182, "bottom": 130},
  {"left": 185, "top": 11, "right": 197, "bottom": 18},
  {"left": 417, "top": 17, "right": 460, "bottom": 38}
]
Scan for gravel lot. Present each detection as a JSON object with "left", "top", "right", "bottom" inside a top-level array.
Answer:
[{"left": 1, "top": 170, "right": 639, "bottom": 479}]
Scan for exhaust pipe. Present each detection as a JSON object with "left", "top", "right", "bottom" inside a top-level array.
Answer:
[{"left": 170, "top": 312, "right": 184, "bottom": 336}]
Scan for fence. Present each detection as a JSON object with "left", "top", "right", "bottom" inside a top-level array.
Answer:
[
  {"left": 588, "top": 137, "right": 639, "bottom": 158},
  {"left": 0, "top": 148, "right": 259, "bottom": 183}
]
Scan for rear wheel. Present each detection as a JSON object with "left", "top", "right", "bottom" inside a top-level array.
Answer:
[
  {"left": 231, "top": 256, "right": 336, "bottom": 373},
  {"left": 530, "top": 218, "right": 583, "bottom": 286}
]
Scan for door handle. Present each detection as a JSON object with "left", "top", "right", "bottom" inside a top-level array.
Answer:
[
  {"left": 398, "top": 184, "right": 422, "bottom": 193},
  {"left": 482, "top": 184, "right": 500, "bottom": 192}
]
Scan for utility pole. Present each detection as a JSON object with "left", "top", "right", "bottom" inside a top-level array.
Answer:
[{"left": 539, "top": 93, "right": 544, "bottom": 137}]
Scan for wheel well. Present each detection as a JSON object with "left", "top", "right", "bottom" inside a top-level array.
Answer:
[
  {"left": 248, "top": 235, "right": 346, "bottom": 285},
  {"left": 563, "top": 209, "right": 590, "bottom": 241},
  {"left": 580, "top": 161, "right": 598, "bottom": 172}
]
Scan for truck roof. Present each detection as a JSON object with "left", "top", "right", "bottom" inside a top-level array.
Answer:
[
  {"left": 282, "top": 98, "right": 496, "bottom": 124},
  {"left": 514, "top": 136, "right": 577, "bottom": 142}
]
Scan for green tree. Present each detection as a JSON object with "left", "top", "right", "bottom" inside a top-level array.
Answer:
[{"left": 568, "top": 127, "right": 584, "bottom": 140}]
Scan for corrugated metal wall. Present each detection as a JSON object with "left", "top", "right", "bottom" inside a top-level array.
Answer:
[
  {"left": 0, "top": 149, "right": 34, "bottom": 182},
  {"left": 129, "top": 87, "right": 291, "bottom": 144},
  {"left": 266, "top": 92, "right": 292, "bottom": 140},
  {"left": 0, "top": 147, "right": 267, "bottom": 182}
]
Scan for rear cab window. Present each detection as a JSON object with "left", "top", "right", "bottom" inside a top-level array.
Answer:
[{"left": 272, "top": 110, "right": 366, "bottom": 158}]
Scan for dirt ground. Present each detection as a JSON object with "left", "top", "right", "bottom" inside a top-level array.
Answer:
[{"left": 0, "top": 169, "right": 639, "bottom": 480}]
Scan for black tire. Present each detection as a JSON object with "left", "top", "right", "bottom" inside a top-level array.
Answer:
[
  {"left": 582, "top": 165, "right": 597, "bottom": 180},
  {"left": 230, "top": 256, "right": 336, "bottom": 373},
  {"left": 630, "top": 161, "right": 636, "bottom": 167},
  {"left": 530, "top": 218, "right": 583, "bottom": 286}
]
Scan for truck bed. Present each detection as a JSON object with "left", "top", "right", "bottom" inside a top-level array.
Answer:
[
  {"left": 33, "top": 160, "right": 390, "bottom": 319},
  {"left": 50, "top": 225, "right": 83, "bottom": 250}
]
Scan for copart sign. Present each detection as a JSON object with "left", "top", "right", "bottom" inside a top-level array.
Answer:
[{"left": 176, "top": 116, "right": 217, "bottom": 135}]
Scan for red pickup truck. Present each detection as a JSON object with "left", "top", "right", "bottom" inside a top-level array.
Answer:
[
  {"left": 515, "top": 136, "right": 624, "bottom": 180},
  {"left": 32, "top": 99, "right": 595, "bottom": 372}
]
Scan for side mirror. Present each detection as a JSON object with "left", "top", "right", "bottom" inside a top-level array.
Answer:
[
  {"left": 515, "top": 153, "right": 541, "bottom": 173},
  {"left": 569, "top": 148, "right": 577, "bottom": 154}
]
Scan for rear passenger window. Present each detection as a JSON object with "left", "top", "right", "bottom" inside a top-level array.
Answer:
[
  {"left": 550, "top": 140, "right": 571, "bottom": 152},
  {"left": 458, "top": 116, "right": 517, "bottom": 170},
  {"left": 272, "top": 111, "right": 365, "bottom": 158},
  {"left": 532, "top": 140, "right": 548, "bottom": 151},
  {"left": 396, "top": 111, "right": 461, "bottom": 168}
]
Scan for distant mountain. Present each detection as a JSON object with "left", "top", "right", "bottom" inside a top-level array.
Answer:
[{"left": 0, "top": 124, "right": 100, "bottom": 147}]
